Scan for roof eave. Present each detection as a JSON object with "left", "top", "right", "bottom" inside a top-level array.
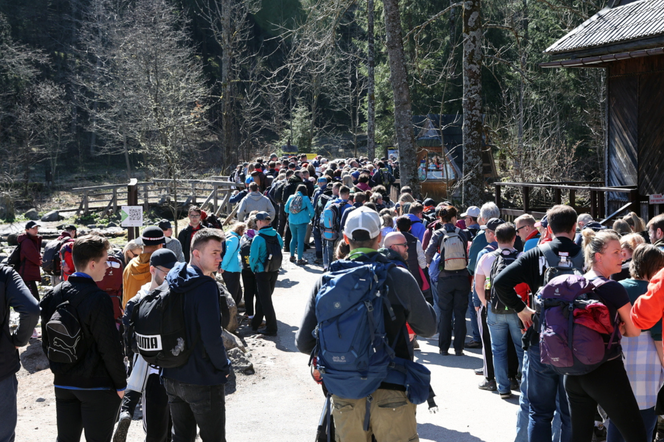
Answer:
[
  {"left": 540, "top": 46, "right": 664, "bottom": 69},
  {"left": 546, "top": 34, "right": 664, "bottom": 60}
]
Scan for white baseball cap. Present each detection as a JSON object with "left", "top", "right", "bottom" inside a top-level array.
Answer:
[
  {"left": 343, "top": 206, "right": 381, "bottom": 240},
  {"left": 461, "top": 206, "right": 481, "bottom": 218}
]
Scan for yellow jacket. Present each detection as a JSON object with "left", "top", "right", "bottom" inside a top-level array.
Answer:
[{"left": 122, "top": 252, "right": 152, "bottom": 308}]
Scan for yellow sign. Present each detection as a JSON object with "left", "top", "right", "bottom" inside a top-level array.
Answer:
[{"left": 305, "top": 153, "right": 318, "bottom": 160}]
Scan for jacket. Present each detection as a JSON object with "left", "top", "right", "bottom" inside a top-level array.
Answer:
[
  {"left": 177, "top": 224, "right": 205, "bottom": 264},
  {"left": 18, "top": 232, "right": 42, "bottom": 282},
  {"left": 523, "top": 230, "right": 541, "bottom": 252},
  {"left": 249, "top": 226, "right": 283, "bottom": 273},
  {"left": 284, "top": 191, "right": 314, "bottom": 225},
  {"left": 406, "top": 214, "right": 426, "bottom": 242},
  {"left": 40, "top": 275, "right": 127, "bottom": 390},
  {"left": 282, "top": 175, "right": 304, "bottom": 203},
  {"left": 221, "top": 232, "right": 242, "bottom": 273},
  {"left": 237, "top": 191, "right": 276, "bottom": 221},
  {"left": 632, "top": 266, "right": 664, "bottom": 330},
  {"left": 295, "top": 250, "right": 437, "bottom": 389},
  {"left": 122, "top": 252, "right": 152, "bottom": 308},
  {"left": 60, "top": 239, "right": 76, "bottom": 281},
  {"left": 162, "top": 262, "right": 231, "bottom": 385},
  {"left": 467, "top": 230, "right": 489, "bottom": 275},
  {"left": 425, "top": 223, "right": 471, "bottom": 278},
  {"left": 0, "top": 267, "right": 39, "bottom": 381},
  {"left": 165, "top": 237, "right": 185, "bottom": 262}
]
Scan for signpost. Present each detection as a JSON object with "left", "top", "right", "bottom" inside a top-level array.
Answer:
[
  {"left": 120, "top": 205, "right": 143, "bottom": 227},
  {"left": 650, "top": 194, "right": 664, "bottom": 205}
]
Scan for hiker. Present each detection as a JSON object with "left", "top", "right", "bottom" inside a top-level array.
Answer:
[
  {"left": 221, "top": 222, "right": 246, "bottom": 306},
  {"left": 0, "top": 266, "right": 39, "bottom": 442},
  {"left": 177, "top": 206, "right": 206, "bottom": 264},
  {"left": 295, "top": 206, "right": 436, "bottom": 441},
  {"left": 46, "top": 224, "right": 76, "bottom": 285},
  {"left": 312, "top": 177, "right": 333, "bottom": 265},
  {"left": 611, "top": 233, "right": 645, "bottom": 282},
  {"left": 563, "top": 229, "right": 644, "bottom": 442},
  {"left": 115, "top": 249, "right": 179, "bottom": 442},
  {"left": 647, "top": 214, "right": 664, "bottom": 250},
  {"left": 236, "top": 182, "right": 275, "bottom": 222},
  {"left": 158, "top": 219, "right": 185, "bottom": 262},
  {"left": 321, "top": 185, "right": 353, "bottom": 271},
  {"left": 18, "top": 220, "right": 42, "bottom": 302},
  {"left": 284, "top": 184, "right": 314, "bottom": 265},
  {"left": 249, "top": 212, "right": 283, "bottom": 336},
  {"left": 122, "top": 226, "right": 165, "bottom": 308},
  {"left": 162, "top": 229, "right": 231, "bottom": 442},
  {"left": 240, "top": 216, "right": 258, "bottom": 319},
  {"left": 607, "top": 244, "right": 664, "bottom": 442},
  {"left": 515, "top": 214, "right": 540, "bottom": 252},
  {"left": 40, "top": 235, "right": 126, "bottom": 442}
]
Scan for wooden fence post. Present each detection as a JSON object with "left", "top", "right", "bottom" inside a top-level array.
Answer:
[
  {"left": 494, "top": 184, "right": 502, "bottom": 209},
  {"left": 570, "top": 189, "right": 576, "bottom": 210},
  {"left": 523, "top": 187, "right": 530, "bottom": 212},
  {"left": 127, "top": 179, "right": 138, "bottom": 241},
  {"left": 112, "top": 188, "right": 118, "bottom": 214}
]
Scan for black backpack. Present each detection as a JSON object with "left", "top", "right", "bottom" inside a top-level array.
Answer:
[
  {"left": 42, "top": 238, "right": 69, "bottom": 275},
  {"left": 44, "top": 286, "right": 88, "bottom": 363},
  {"left": 130, "top": 285, "right": 197, "bottom": 368},
  {"left": 240, "top": 235, "right": 253, "bottom": 270},
  {"left": 488, "top": 248, "right": 521, "bottom": 314},
  {"left": 6, "top": 243, "right": 21, "bottom": 270},
  {"left": 269, "top": 180, "right": 286, "bottom": 205},
  {"left": 260, "top": 233, "right": 282, "bottom": 272}
]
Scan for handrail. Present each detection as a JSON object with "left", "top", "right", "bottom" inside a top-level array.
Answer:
[
  {"left": 496, "top": 181, "right": 635, "bottom": 193},
  {"left": 72, "top": 182, "right": 153, "bottom": 192}
]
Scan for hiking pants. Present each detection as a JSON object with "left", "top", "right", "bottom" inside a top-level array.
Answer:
[
  {"left": 313, "top": 227, "right": 323, "bottom": 259},
  {"left": 252, "top": 271, "right": 279, "bottom": 333},
  {"left": 241, "top": 269, "right": 257, "bottom": 317},
  {"left": 323, "top": 240, "right": 336, "bottom": 271},
  {"left": 54, "top": 387, "right": 121, "bottom": 442},
  {"left": 26, "top": 280, "right": 39, "bottom": 302},
  {"left": 163, "top": 379, "right": 225, "bottom": 442},
  {"left": 142, "top": 373, "right": 171, "bottom": 442},
  {"left": 221, "top": 271, "right": 242, "bottom": 306},
  {"left": 565, "top": 357, "right": 646, "bottom": 442},
  {"left": 437, "top": 273, "right": 470, "bottom": 353},
  {"left": 277, "top": 203, "right": 287, "bottom": 237},
  {"left": 0, "top": 374, "right": 18, "bottom": 442},
  {"left": 478, "top": 304, "right": 494, "bottom": 380},
  {"left": 289, "top": 222, "right": 308, "bottom": 261}
]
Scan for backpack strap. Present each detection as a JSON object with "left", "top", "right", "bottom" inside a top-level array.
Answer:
[{"left": 539, "top": 242, "right": 560, "bottom": 268}]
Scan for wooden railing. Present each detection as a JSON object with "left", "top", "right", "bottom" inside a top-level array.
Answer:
[{"left": 494, "top": 182, "right": 639, "bottom": 224}]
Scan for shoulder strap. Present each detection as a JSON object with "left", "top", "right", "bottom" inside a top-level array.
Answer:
[
  {"left": 569, "top": 249, "right": 585, "bottom": 270},
  {"left": 539, "top": 242, "right": 560, "bottom": 268}
]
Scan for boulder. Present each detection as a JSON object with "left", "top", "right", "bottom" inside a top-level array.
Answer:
[
  {"left": 226, "top": 347, "right": 253, "bottom": 375},
  {"left": 217, "top": 280, "right": 238, "bottom": 333},
  {"left": 0, "top": 193, "right": 14, "bottom": 220},
  {"left": 222, "top": 329, "right": 246, "bottom": 352},
  {"left": 24, "top": 209, "right": 39, "bottom": 220},
  {"left": 41, "top": 210, "right": 60, "bottom": 222},
  {"left": 7, "top": 234, "right": 18, "bottom": 246},
  {"left": 107, "top": 222, "right": 118, "bottom": 227}
]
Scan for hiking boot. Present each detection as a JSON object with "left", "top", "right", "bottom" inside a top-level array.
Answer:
[
  {"left": 297, "top": 259, "right": 308, "bottom": 265},
  {"left": 113, "top": 411, "right": 132, "bottom": 442},
  {"left": 455, "top": 349, "right": 464, "bottom": 356},
  {"left": 465, "top": 339, "right": 481, "bottom": 349},
  {"left": 478, "top": 379, "right": 497, "bottom": 391},
  {"left": 290, "top": 255, "right": 296, "bottom": 263},
  {"left": 439, "top": 349, "right": 449, "bottom": 356},
  {"left": 500, "top": 392, "right": 512, "bottom": 400}
]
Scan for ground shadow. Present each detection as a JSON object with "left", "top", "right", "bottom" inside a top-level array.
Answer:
[
  {"left": 275, "top": 278, "right": 300, "bottom": 289},
  {"left": 418, "top": 423, "right": 487, "bottom": 442}
]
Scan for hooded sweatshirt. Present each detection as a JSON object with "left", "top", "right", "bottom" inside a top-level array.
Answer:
[
  {"left": 237, "top": 191, "right": 276, "bottom": 221},
  {"left": 18, "top": 232, "right": 42, "bottom": 282},
  {"left": 162, "top": 262, "right": 231, "bottom": 385},
  {"left": 249, "top": 226, "right": 283, "bottom": 273},
  {"left": 122, "top": 252, "right": 152, "bottom": 308}
]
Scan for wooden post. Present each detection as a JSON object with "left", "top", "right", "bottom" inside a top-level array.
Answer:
[
  {"left": 191, "top": 182, "right": 197, "bottom": 205},
  {"left": 112, "top": 188, "right": 118, "bottom": 214},
  {"left": 570, "top": 189, "right": 576, "bottom": 210},
  {"left": 590, "top": 190, "right": 597, "bottom": 219},
  {"left": 213, "top": 185, "right": 218, "bottom": 214},
  {"left": 127, "top": 178, "right": 139, "bottom": 241},
  {"left": 494, "top": 184, "right": 502, "bottom": 209},
  {"left": 523, "top": 187, "right": 530, "bottom": 212},
  {"left": 84, "top": 191, "right": 89, "bottom": 215},
  {"left": 599, "top": 190, "right": 605, "bottom": 219},
  {"left": 143, "top": 184, "right": 149, "bottom": 213},
  {"left": 554, "top": 188, "right": 562, "bottom": 205},
  {"left": 629, "top": 188, "right": 639, "bottom": 215}
]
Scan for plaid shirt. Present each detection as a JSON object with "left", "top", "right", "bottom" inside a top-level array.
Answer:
[{"left": 621, "top": 330, "right": 664, "bottom": 410}]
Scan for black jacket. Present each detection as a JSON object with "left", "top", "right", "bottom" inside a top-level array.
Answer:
[
  {"left": 0, "top": 267, "right": 39, "bottom": 381},
  {"left": 177, "top": 224, "right": 205, "bottom": 264},
  {"left": 282, "top": 175, "right": 304, "bottom": 203},
  {"left": 40, "top": 276, "right": 127, "bottom": 390}
]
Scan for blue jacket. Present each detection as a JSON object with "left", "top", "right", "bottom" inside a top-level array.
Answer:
[
  {"left": 285, "top": 191, "right": 314, "bottom": 225},
  {"left": 407, "top": 214, "right": 426, "bottom": 242},
  {"left": 162, "top": 263, "right": 231, "bottom": 385},
  {"left": 221, "top": 232, "right": 242, "bottom": 273},
  {"left": 249, "top": 226, "right": 284, "bottom": 273},
  {"left": 468, "top": 230, "right": 488, "bottom": 275}
]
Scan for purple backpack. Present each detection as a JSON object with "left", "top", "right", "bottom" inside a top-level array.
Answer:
[{"left": 538, "top": 274, "right": 620, "bottom": 376}]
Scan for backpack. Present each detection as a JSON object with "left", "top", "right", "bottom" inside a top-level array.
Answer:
[
  {"left": 314, "top": 192, "right": 333, "bottom": 226},
  {"left": 6, "top": 243, "right": 21, "bottom": 270},
  {"left": 130, "top": 284, "right": 197, "bottom": 368},
  {"left": 539, "top": 242, "right": 585, "bottom": 283},
  {"left": 260, "top": 233, "right": 282, "bottom": 272},
  {"left": 289, "top": 193, "right": 304, "bottom": 215},
  {"left": 537, "top": 275, "right": 619, "bottom": 376},
  {"left": 96, "top": 255, "right": 124, "bottom": 323},
  {"left": 269, "top": 180, "right": 286, "bottom": 205},
  {"left": 378, "top": 168, "right": 394, "bottom": 186},
  {"left": 439, "top": 228, "right": 467, "bottom": 271},
  {"left": 488, "top": 248, "right": 520, "bottom": 314},
  {"left": 44, "top": 286, "right": 88, "bottom": 364},
  {"left": 313, "top": 257, "right": 398, "bottom": 399},
  {"left": 42, "top": 237, "right": 69, "bottom": 275},
  {"left": 321, "top": 202, "right": 343, "bottom": 241},
  {"left": 240, "top": 235, "right": 253, "bottom": 270}
]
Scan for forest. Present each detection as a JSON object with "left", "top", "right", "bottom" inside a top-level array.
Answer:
[{"left": 0, "top": 0, "right": 608, "bottom": 202}]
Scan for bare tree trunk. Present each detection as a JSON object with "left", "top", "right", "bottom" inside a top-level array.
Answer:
[
  {"left": 366, "top": 0, "right": 376, "bottom": 161},
  {"left": 383, "top": 0, "right": 420, "bottom": 196},
  {"left": 221, "top": 0, "right": 234, "bottom": 169},
  {"left": 462, "top": 0, "right": 484, "bottom": 206}
]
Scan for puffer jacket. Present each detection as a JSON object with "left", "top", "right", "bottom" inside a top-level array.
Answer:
[
  {"left": 18, "top": 233, "right": 42, "bottom": 282},
  {"left": 122, "top": 252, "right": 152, "bottom": 307},
  {"left": 237, "top": 191, "right": 276, "bottom": 221},
  {"left": 285, "top": 191, "right": 314, "bottom": 225},
  {"left": 221, "top": 232, "right": 242, "bottom": 273}
]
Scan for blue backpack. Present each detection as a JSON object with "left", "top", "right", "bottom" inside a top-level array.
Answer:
[
  {"left": 320, "top": 201, "right": 344, "bottom": 241},
  {"left": 313, "top": 257, "right": 397, "bottom": 400}
]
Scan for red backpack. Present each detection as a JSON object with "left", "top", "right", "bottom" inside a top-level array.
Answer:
[{"left": 96, "top": 255, "right": 124, "bottom": 324}]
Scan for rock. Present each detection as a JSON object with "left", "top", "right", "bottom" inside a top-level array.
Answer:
[
  {"left": 7, "top": 234, "right": 18, "bottom": 246},
  {"left": 24, "top": 209, "right": 40, "bottom": 220},
  {"left": 222, "top": 329, "right": 245, "bottom": 352},
  {"left": 87, "top": 224, "right": 98, "bottom": 229},
  {"left": 40, "top": 210, "right": 60, "bottom": 222},
  {"left": 107, "top": 222, "right": 118, "bottom": 227},
  {"left": 0, "top": 193, "right": 14, "bottom": 220},
  {"left": 227, "top": 347, "right": 254, "bottom": 375},
  {"left": 217, "top": 280, "right": 238, "bottom": 333}
]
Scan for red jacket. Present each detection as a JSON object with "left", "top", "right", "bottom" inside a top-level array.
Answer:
[
  {"left": 632, "top": 266, "right": 664, "bottom": 330},
  {"left": 18, "top": 233, "right": 42, "bottom": 282}
]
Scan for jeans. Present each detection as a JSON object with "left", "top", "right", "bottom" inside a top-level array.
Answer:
[
  {"left": 607, "top": 406, "right": 656, "bottom": 442},
  {"left": 54, "top": 387, "right": 121, "bottom": 442},
  {"left": 323, "top": 239, "right": 336, "bottom": 270},
  {"left": 241, "top": 269, "right": 257, "bottom": 316},
  {"left": 221, "top": 271, "right": 242, "bottom": 305},
  {"left": 0, "top": 374, "right": 18, "bottom": 442},
  {"left": 251, "top": 271, "right": 279, "bottom": 333},
  {"left": 289, "top": 222, "right": 308, "bottom": 260},
  {"left": 467, "top": 291, "right": 481, "bottom": 342},
  {"left": 527, "top": 344, "right": 571, "bottom": 442},
  {"left": 437, "top": 274, "right": 470, "bottom": 353},
  {"left": 565, "top": 357, "right": 646, "bottom": 442},
  {"left": 142, "top": 374, "right": 171, "bottom": 442},
  {"left": 163, "top": 378, "right": 225, "bottom": 442},
  {"left": 313, "top": 227, "right": 323, "bottom": 259},
  {"left": 487, "top": 310, "right": 524, "bottom": 394}
]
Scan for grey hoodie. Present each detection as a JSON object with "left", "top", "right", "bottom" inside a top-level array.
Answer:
[{"left": 237, "top": 191, "right": 275, "bottom": 221}]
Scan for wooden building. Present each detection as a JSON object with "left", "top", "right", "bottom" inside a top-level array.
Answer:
[{"left": 542, "top": 0, "right": 664, "bottom": 218}]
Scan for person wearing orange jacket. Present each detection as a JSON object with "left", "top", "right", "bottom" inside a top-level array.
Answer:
[
  {"left": 122, "top": 226, "right": 164, "bottom": 308},
  {"left": 631, "top": 265, "right": 664, "bottom": 329}
]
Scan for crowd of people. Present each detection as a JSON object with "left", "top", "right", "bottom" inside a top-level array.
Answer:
[{"left": 5, "top": 151, "right": 664, "bottom": 442}]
